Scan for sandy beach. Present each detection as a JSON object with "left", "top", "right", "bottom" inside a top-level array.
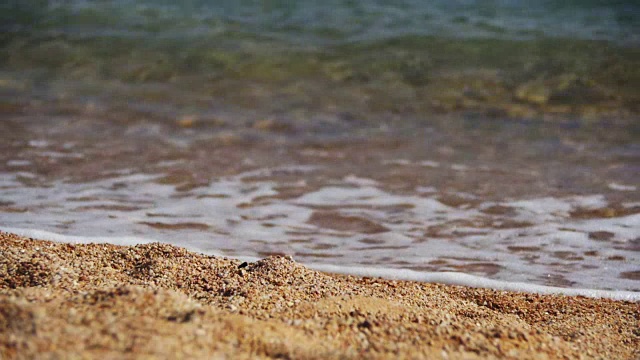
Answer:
[{"left": 1, "top": 231, "right": 638, "bottom": 359}]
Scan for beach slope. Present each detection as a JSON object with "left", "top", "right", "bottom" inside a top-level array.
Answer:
[{"left": 1, "top": 232, "right": 638, "bottom": 359}]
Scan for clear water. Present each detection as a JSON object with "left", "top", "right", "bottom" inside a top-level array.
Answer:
[{"left": 1, "top": 1, "right": 639, "bottom": 293}]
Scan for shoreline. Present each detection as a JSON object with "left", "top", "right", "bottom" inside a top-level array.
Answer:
[
  {"left": 306, "top": 263, "right": 640, "bottom": 302},
  {"left": 5, "top": 227, "right": 640, "bottom": 301},
  {"left": 1, "top": 231, "right": 639, "bottom": 359}
]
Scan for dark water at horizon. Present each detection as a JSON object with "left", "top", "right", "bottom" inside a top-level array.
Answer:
[{"left": 1, "top": 1, "right": 639, "bottom": 292}]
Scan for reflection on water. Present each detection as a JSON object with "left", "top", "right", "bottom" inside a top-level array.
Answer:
[
  {"left": 1, "top": 110, "right": 638, "bottom": 291},
  {"left": 1, "top": 0, "right": 638, "bottom": 292}
]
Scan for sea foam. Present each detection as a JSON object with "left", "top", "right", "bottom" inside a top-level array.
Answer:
[{"left": 3, "top": 227, "right": 638, "bottom": 302}]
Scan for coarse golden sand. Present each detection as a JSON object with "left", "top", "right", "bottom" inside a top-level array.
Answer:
[{"left": 1, "top": 231, "right": 638, "bottom": 359}]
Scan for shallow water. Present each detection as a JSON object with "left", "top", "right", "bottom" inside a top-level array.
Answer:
[
  {"left": 1, "top": 1, "right": 639, "bottom": 293},
  {"left": 1, "top": 109, "right": 639, "bottom": 291}
]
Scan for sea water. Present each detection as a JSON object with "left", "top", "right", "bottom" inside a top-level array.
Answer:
[{"left": 1, "top": 1, "right": 639, "bottom": 299}]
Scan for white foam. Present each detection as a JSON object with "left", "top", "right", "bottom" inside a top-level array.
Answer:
[
  {"left": 236, "top": 165, "right": 318, "bottom": 180},
  {"left": 307, "top": 263, "right": 640, "bottom": 302},
  {"left": 343, "top": 174, "right": 378, "bottom": 186},
  {"left": 39, "top": 151, "right": 84, "bottom": 159},
  {"left": 451, "top": 164, "right": 469, "bottom": 171},
  {"left": 415, "top": 186, "right": 437, "bottom": 193},
  {"left": 2, "top": 227, "right": 638, "bottom": 301},
  {"left": 2, "top": 227, "right": 156, "bottom": 247},
  {"left": 419, "top": 160, "right": 440, "bottom": 168},
  {"left": 6, "top": 160, "right": 32, "bottom": 167},
  {"left": 1, "top": 227, "right": 235, "bottom": 259},
  {"left": 382, "top": 159, "right": 411, "bottom": 166},
  {"left": 28, "top": 140, "right": 49, "bottom": 148},
  {"left": 2, "top": 170, "right": 639, "bottom": 295},
  {"left": 510, "top": 197, "right": 574, "bottom": 217},
  {"left": 608, "top": 182, "right": 637, "bottom": 191}
]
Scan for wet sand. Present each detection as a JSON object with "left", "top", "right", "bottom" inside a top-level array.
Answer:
[{"left": 1, "top": 231, "right": 638, "bottom": 359}]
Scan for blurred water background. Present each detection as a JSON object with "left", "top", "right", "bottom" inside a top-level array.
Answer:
[{"left": 1, "top": 0, "right": 639, "bottom": 291}]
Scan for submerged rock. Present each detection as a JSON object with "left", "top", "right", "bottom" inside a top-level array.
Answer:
[
  {"left": 515, "top": 75, "right": 611, "bottom": 107},
  {"left": 515, "top": 79, "right": 551, "bottom": 105}
]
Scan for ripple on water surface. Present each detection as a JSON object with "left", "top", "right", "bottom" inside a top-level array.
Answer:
[{"left": 1, "top": 164, "right": 639, "bottom": 292}]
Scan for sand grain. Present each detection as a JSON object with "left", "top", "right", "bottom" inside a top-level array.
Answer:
[{"left": 1, "top": 232, "right": 638, "bottom": 359}]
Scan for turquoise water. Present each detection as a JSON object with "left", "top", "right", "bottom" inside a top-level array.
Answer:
[
  {"left": 4, "top": 1, "right": 638, "bottom": 43},
  {"left": 1, "top": 1, "right": 639, "bottom": 121}
]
